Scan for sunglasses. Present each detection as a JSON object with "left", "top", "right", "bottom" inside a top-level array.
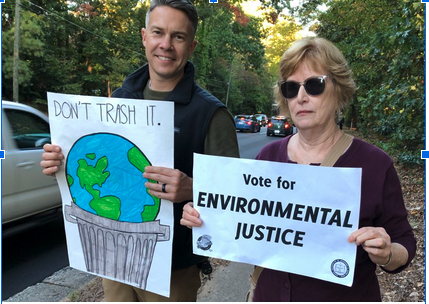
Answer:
[{"left": 278, "top": 75, "right": 330, "bottom": 99}]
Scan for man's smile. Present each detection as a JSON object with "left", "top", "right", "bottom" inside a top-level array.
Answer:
[{"left": 156, "top": 55, "right": 174, "bottom": 61}]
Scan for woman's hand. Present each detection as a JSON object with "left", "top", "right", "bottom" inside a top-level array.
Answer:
[
  {"left": 348, "top": 227, "right": 391, "bottom": 265},
  {"left": 180, "top": 202, "right": 202, "bottom": 229},
  {"left": 348, "top": 226, "right": 408, "bottom": 271},
  {"left": 40, "top": 144, "right": 64, "bottom": 175}
]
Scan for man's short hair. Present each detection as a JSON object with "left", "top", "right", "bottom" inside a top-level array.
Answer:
[{"left": 146, "top": 0, "right": 198, "bottom": 37}]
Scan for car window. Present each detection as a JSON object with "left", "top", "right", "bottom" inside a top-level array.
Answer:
[
  {"left": 235, "top": 115, "right": 251, "bottom": 120},
  {"left": 4, "top": 109, "right": 51, "bottom": 150}
]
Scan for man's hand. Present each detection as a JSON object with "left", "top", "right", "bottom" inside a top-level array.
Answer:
[
  {"left": 143, "top": 166, "right": 193, "bottom": 203},
  {"left": 40, "top": 144, "right": 64, "bottom": 175}
]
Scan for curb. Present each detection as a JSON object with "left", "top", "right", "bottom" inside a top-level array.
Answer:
[
  {"left": 5, "top": 261, "right": 253, "bottom": 302},
  {"left": 4, "top": 267, "right": 96, "bottom": 302}
]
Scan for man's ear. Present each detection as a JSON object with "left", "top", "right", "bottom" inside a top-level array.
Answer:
[
  {"left": 189, "top": 40, "right": 197, "bottom": 55},
  {"left": 141, "top": 28, "right": 147, "bottom": 47}
]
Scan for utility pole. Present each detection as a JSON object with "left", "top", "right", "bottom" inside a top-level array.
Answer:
[
  {"left": 13, "top": 0, "right": 21, "bottom": 102},
  {"left": 225, "top": 54, "right": 234, "bottom": 108}
]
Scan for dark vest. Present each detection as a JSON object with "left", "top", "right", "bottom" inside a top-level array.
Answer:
[{"left": 112, "top": 62, "right": 225, "bottom": 269}]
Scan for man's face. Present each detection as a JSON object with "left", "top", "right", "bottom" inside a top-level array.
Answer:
[{"left": 142, "top": 6, "right": 197, "bottom": 88}]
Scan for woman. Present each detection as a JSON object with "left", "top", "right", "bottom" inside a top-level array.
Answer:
[{"left": 181, "top": 37, "right": 416, "bottom": 301}]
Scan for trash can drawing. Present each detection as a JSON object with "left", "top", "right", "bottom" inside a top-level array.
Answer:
[{"left": 65, "top": 203, "right": 170, "bottom": 289}]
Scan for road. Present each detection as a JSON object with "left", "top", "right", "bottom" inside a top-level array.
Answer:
[
  {"left": 237, "top": 126, "right": 283, "bottom": 159},
  {"left": 1, "top": 126, "right": 284, "bottom": 300},
  {"left": 2, "top": 214, "right": 69, "bottom": 300}
]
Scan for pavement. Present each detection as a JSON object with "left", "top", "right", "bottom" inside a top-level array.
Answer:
[{"left": 5, "top": 261, "right": 254, "bottom": 302}]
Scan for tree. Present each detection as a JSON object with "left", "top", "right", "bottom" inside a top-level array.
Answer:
[
  {"left": 287, "top": 0, "right": 425, "bottom": 165},
  {"left": 2, "top": 0, "right": 148, "bottom": 106},
  {"left": 2, "top": 0, "right": 282, "bottom": 119},
  {"left": 2, "top": 4, "right": 45, "bottom": 103},
  {"left": 262, "top": 16, "right": 302, "bottom": 77},
  {"left": 191, "top": 1, "right": 272, "bottom": 115}
]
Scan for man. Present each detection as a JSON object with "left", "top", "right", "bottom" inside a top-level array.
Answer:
[{"left": 41, "top": 0, "right": 239, "bottom": 301}]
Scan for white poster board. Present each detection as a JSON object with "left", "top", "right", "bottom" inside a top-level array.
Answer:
[
  {"left": 192, "top": 154, "right": 362, "bottom": 287},
  {"left": 47, "top": 92, "right": 174, "bottom": 297}
]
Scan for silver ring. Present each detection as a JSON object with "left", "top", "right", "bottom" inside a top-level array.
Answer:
[{"left": 162, "top": 183, "right": 167, "bottom": 193}]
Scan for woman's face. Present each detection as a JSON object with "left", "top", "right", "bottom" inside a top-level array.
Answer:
[{"left": 285, "top": 62, "right": 338, "bottom": 132}]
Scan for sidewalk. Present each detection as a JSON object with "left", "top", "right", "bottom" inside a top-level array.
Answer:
[
  {"left": 197, "top": 261, "right": 253, "bottom": 302},
  {"left": 5, "top": 261, "right": 254, "bottom": 302}
]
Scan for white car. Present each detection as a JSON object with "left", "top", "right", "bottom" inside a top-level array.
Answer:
[{"left": 2, "top": 101, "right": 61, "bottom": 225}]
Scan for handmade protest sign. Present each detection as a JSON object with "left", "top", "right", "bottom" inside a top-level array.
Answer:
[
  {"left": 47, "top": 92, "right": 174, "bottom": 297},
  {"left": 192, "top": 154, "right": 362, "bottom": 287}
]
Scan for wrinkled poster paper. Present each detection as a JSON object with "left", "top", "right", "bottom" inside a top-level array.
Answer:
[
  {"left": 48, "top": 92, "right": 174, "bottom": 297},
  {"left": 193, "top": 154, "right": 362, "bottom": 287}
]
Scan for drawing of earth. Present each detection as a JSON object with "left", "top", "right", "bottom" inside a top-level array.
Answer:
[{"left": 66, "top": 133, "right": 160, "bottom": 222}]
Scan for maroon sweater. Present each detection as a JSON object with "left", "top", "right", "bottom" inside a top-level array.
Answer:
[{"left": 253, "top": 135, "right": 416, "bottom": 302}]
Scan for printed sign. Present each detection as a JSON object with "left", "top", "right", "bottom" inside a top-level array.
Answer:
[{"left": 192, "top": 154, "right": 362, "bottom": 287}]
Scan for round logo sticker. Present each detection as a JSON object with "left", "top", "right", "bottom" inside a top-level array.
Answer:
[
  {"left": 197, "top": 235, "right": 212, "bottom": 251},
  {"left": 331, "top": 259, "right": 350, "bottom": 278}
]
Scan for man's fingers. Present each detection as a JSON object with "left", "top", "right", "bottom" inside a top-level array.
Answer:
[
  {"left": 42, "top": 151, "right": 64, "bottom": 161},
  {"left": 144, "top": 166, "right": 175, "bottom": 177},
  {"left": 143, "top": 167, "right": 193, "bottom": 202},
  {"left": 42, "top": 166, "right": 58, "bottom": 176},
  {"left": 43, "top": 144, "right": 62, "bottom": 153}
]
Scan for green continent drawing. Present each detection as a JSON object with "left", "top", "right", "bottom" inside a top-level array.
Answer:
[
  {"left": 128, "top": 147, "right": 160, "bottom": 221},
  {"left": 76, "top": 157, "right": 121, "bottom": 220},
  {"left": 66, "top": 133, "right": 160, "bottom": 223}
]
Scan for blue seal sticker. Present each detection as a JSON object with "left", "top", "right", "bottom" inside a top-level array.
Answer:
[
  {"left": 331, "top": 259, "right": 350, "bottom": 278},
  {"left": 197, "top": 235, "right": 212, "bottom": 251}
]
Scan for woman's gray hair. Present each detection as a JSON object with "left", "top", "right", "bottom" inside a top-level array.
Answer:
[
  {"left": 146, "top": 0, "right": 198, "bottom": 37},
  {"left": 274, "top": 37, "right": 357, "bottom": 117}
]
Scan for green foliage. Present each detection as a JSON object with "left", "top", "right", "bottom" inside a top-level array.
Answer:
[
  {"left": 263, "top": 16, "right": 302, "bottom": 77},
  {"left": 2, "top": 8, "right": 45, "bottom": 101},
  {"left": 289, "top": 0, "right": 424, "bottom": 166},
  {"left": 192, "top": 2, "right": 273, "bottom": 115},
  {"left": 2, "top": 0, "right": 146, "bottom": 106},
  {"left": 3, "top": 0, "right": 423, "bottom": 166},
  {"left": 3, "top": 0, "right": 273, "bottom": 115}
]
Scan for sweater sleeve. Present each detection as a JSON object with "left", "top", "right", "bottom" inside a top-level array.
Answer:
[
  {"left": 204, "top": 107, "right": 240, "bottom": 158},
  {"left": 377, "top": 163, "right": 416, "bottom": 273}
]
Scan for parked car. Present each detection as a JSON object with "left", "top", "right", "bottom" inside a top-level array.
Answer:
[
  {"left": 266, "top": 116, "right": 293, "bottom": 137},
  {"left": 2, "top": 101, "right": 61, "bottom": 225},
  {"left": 254, "top": 114, "right": 268, "bottom": 126},
  {"left": 234, "top": 114, "right": 261, "bottom": 133}
]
